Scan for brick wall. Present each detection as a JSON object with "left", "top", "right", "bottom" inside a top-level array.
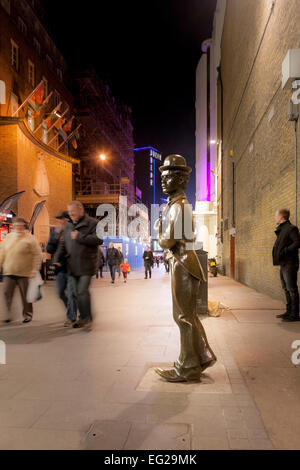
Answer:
[
  {"left": 220, "top": 0, "right": 300, "bottom": 300},
  {"left": 0, "top": 122, "right": 73, "bottom": 244}
]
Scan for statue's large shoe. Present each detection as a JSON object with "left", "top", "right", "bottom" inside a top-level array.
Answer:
[
  {"left": 155, "top": 368, "right": 200, "bottom": 383},
  {"left": 201, "top": 358, "right": 217, "bottom": 372}
]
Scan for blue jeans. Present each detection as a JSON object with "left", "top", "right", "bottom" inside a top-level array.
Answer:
[
  {"left": 109, "top": 264, "right": 116, "bottom": 281},
  {"left": 70, "top": 275, "right": 93, "bottom": 323},
  {"left": 56, "top": 272, "right": 77, "bottom": 322}
]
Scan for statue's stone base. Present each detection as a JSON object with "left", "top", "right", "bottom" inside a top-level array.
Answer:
[{"left": 136, "top": 362, "right": 232, "bottom": 394}]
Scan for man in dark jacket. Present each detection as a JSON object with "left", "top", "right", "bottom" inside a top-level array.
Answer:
[
  {"left": 273, "top": 208, "right": 300, "bottom": 322},
  {"left": 106, "top": 243, "right": 119, "bottom": 283},
  {"left": 143, "top": 246, "right": 154, "bottom": 279},
  {"left": 47, "top": 211, "right": 77, "bottom": 326},
  {"left": 95, "top": 247, "right": 105, "bottom": 279},
  {"left": 54, "top": 201, "right": 103, "bottom": 328}
]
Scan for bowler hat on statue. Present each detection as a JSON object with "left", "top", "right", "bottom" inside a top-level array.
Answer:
[{"left": 159, "top": 155, "right": 192, "bottom": 173}]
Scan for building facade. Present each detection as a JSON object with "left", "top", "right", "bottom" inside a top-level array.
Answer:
[
  {"left": 74, "top": 68, "right": 135, "bottom": 211},
  {"left": 0, "top": 0, "right": 78, "bottom": 243},
  {"left": 194, "top": 0, "right": 226, "bottom": 258},
  {"left": 219, "top": 0, "right": 300, "bottom": 299}
]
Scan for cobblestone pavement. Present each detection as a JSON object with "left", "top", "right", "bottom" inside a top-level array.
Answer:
[{"left": 0, "top": 267, "right": 299, "bottom": 450}]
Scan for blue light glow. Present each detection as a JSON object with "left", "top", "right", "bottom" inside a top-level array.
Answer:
[{"left": 134, "top": 146, "right": 159, "bottom": 152}]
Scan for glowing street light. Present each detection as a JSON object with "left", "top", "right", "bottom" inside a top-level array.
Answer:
[{"left": 99, "top": 154, "right": 106, "bottom": 161}]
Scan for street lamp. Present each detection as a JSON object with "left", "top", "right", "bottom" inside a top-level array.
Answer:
[{"left": 99, "top": 154, "right": 106, "bottom": 161}]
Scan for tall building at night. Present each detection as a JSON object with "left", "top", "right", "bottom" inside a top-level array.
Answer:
[
  {"left": 0, "top": 0, "right": 78, "bottom": 244},
  {"left": 74, "top": 68, "right": 136, "bottom": 216},
  {"left": 134, "top": 146, "right": 163, "bottom": 228}
]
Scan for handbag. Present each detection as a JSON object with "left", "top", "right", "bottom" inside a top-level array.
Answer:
[{"left": 26, "top": 273, "right": 44, "bottom": 303}]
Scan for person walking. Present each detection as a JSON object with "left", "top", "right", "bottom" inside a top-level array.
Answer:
[
  {"left": 95, "top": 247, "right": 105, "bottom": 279},
  {"left": 46, "top": 211, "right": 77, "bottom": 327},
  {"left": 120, "top": 259, "right": 130, "bottom": 283},
  {"left": 164, "top": 249, "right": 170, "bottom": 273},
  {"left": 54, "top": 201, "right": 103, "bottom": 329},
  {"left": 117, "top": 246, "right": 124, "bottom": 278},
  {"left": 273, "top": 208, "right": 300, "bottom": 322},
  {"left": 143, "top": 246, "right": 154, "bottom": 279},
  {"left": 106, "top": 243, "right": 119, "bottom": 284},
  {"left": 0, "top": 217, "right": 42, "bottom": 324}
]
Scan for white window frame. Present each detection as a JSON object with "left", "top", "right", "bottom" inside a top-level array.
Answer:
[
  {"left": 28, "top": 60, "right": 35, "bottom": 86},
  {"left": 11, "top": 40, "right": 19, "bottom": 71}
]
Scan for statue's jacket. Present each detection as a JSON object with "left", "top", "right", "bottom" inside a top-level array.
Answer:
[{"left": 158, "top": 192, "right": 206, "bottom": 282}]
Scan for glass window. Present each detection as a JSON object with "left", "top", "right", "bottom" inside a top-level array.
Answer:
[
  {"left": 27, "top": 108, "right": 35, "bottom": 131},
  {"left": 11, "top": 40, "right": 19, "bottom": 71},
  {"left": 46, "top": 55, "right": 53, "bottom": 70},
  {"left": 10, "top": 93, "right": 18, "bottom": 116},
  {"left": 43, "top": 77, "right": 48, "bottom": 98},
  {"left": 28, "top": 60, "right": 35, "bottom": 86}
]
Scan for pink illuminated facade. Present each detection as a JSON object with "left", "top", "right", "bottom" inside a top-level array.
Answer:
[{"left": 194, "top": 0, "right": 226, "bottom": 258}]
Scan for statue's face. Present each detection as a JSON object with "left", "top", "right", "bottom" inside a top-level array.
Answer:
[{"left": 161, "top": 170, "right": 186, "bottom": 194}]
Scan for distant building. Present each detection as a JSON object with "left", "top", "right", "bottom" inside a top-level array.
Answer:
[
  {"left": 134, "top": 146, "right": 163, "bottom": 228},
  {"left": 0, "top": 0, "right": 78, "bottom": 244},
  {"left": 74, "top": 68, "right": 136, "bottom": 215}
]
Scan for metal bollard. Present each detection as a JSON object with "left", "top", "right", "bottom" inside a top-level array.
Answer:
[{"left": 196, "top": 249, "right": 208, "bottom": 315}]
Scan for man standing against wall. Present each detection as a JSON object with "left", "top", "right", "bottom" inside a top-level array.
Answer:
[{"left": 273, "top": 209, "right": 300, "bottom": 322}]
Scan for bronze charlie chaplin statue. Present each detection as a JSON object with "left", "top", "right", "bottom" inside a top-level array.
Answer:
[{"left": 154, "top": 155, "right": 216, "bottom": 382}]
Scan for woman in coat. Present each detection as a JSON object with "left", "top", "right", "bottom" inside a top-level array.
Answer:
[{"left": 0, "top": 217, "right": 42, "bottom": 323}]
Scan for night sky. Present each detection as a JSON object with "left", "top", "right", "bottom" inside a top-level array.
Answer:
[{"left": 41, "top": 0, "right": 217, "bottom": 206}]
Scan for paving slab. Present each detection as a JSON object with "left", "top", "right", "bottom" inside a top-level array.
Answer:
[{"left": 0, "top": 269, "right": 291, "bottom": 449}]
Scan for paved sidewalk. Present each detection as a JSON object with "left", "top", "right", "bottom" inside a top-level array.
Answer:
[{"left": 0, "top": 267, "right": 299, "bottom": 450}]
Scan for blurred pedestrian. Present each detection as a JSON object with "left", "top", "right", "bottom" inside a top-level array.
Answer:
[
  {"left": 164, "top": 250, "right": 170, "bottom": 273},
  {"left": 54, "top": 202, "right": 103, "bottom": 328},
  {"left": 47, "top": 211, "right": 77, "bottom": 327},
  {"left": 117, "top": 246, "right": 124, "bottom": 278},
  {"left": 106, "top": 243, "right": 119, "bottom": 284},
  {"left": 120, "top": 258, "right": 130, "bottom": 283},
  {"left": 143, "top": 246, "right": 153, "bottom": 279},
  {"left": 0, "top": 217, "right": 42, "bottom": 324},
  {"left": 273, "top": 208, "right": 300, "bottom": 322},
  {"left": 95, "top": 247, "right": 105, "bottom": 279}
]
